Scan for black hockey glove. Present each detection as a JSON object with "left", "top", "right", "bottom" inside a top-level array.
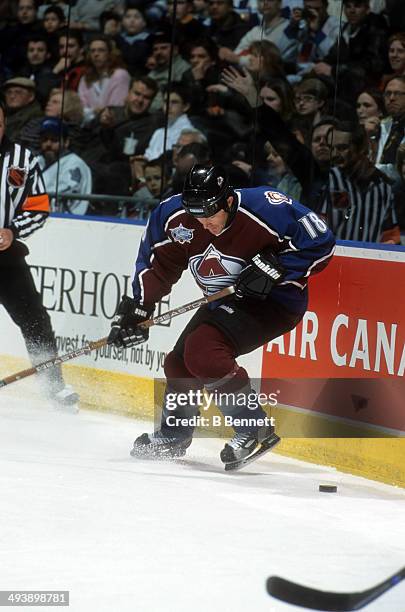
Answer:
[
  {"left": 235, "top": 251, "right": 285, "bottom": 301},
  {"left": 108, "top": 296, "right": 154, "bottom": 348}
]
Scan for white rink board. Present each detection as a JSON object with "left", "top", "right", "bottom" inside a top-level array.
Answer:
[{"left": 0, "top": 216, "right": 261, "bottom": 378}]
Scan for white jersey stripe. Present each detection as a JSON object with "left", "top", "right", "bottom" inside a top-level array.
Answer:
[{"left": 0, "top": 139, "right": 48, "bottom": 239}]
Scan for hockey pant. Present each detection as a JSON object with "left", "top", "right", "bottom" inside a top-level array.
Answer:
[{"left": 161, "top": 297, "right": 303, "bottom": 437}]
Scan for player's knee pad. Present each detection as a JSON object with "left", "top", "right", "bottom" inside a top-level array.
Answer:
[
  {"left": 183, "top": 323, "right": 236, "bottom": 380},
  {"left": 164, "top": 350, "right": 193, "bottom": 380}
]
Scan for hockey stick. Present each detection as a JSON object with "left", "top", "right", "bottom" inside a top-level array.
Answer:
[
  {"left": 0, "top": 286, "right": 234, "bottom": 389},
  {"left": 266, "top": 567, "right": 405, "bottom": 611}
]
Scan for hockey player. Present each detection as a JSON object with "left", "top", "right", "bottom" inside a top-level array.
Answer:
[{"left": 108, "top": 165, "right": 335, "bottom": 468}]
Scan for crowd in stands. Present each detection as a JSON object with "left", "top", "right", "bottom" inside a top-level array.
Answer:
[{"left": 0, "top": 0, "right": 404, "bottom": 243}]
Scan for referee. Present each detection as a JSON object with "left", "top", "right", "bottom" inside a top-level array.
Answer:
[
  {"left": 321, "top": 121, "right": 401, "bottom": 244},
  {"left": 0, "top": 97, "right": 79, "bottom": 411}
]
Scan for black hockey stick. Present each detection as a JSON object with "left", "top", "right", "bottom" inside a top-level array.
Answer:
[
  {"left": 266, "top": 567, "right": 405, "bottom": 610},
  {"left": 0, "top": 286, "right": 234, "bottom": 389}
]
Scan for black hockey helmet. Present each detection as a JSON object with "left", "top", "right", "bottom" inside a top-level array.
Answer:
[{"left": 182, "top": 164, "right": 232, "bottom": 217}]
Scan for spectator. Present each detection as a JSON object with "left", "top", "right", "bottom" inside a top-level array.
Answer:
[
  {"left": 222, "top": 0, "right": 298, "bottom": 64},
  {"left": 19, "top": 87, "right": 84, "bottom": 154},
  {"left": 144, "top": 82, "right": 195, "bottom": 160},
  {"left": 327, "top": 0, "right": 387, "bottom": 18},
  {"left": 294, "top": 77, "right": 329, "bottom": 128},
  {"left": 144, "top": 159, "right": 169, "bottom": 198},
  {"left": 88, "top": 77, "right": 159, "bottom": 208},
  {"left": 42, "top": 5, "right": 65, "bottom": 33},
  {"left": 356, "top": 88, "right": 385, "bottom": 124},
  {"left": 311, "top": 116, "right": 337, "bottom": 170},
  {"left": 38, "top": 117, "right": 92, "bottom": 215},
  {"left": 78, "top": 34, "right": 130, "bottom": 121},
  {"left": 207, "top": 0, "right": 250, "bottom": 53},
  {"left": 388, "top": 32, "right": 405, "bottom": 76},
  {"left": 17, "top": 0, "right": 38, "bottom": 26},
  {"left": 193, "top": 0, "right": 210, "bottom": 21},
  {"left": 244, "top": 76, "right": 296, "bottom": 175},
  {"left": 126, "top": 0, "right": 166, "bottom": 25},
  {"left": 130, "top": 158, "right": 169, "bottom": 215},
  {"left": 289, "top": 116, "right": 311, "bottom": 144},
  {"left": 18, "top": 35, "right": 55, "bottom": 104},
  {"left": 100, "top": 10, "right": 122, "bottom": 36},
  {"left": 191, "top": 72, "right": 253, "bottom": 153},
  {"left": 165, "top": 140, "right": 212, "bottom": 195},
  {"left": 321, "top": 122, "right": 400, "bottom": 243},
  {"left": 147, "top": 27, "right": 191, "bottom": 92},
  {"left": 70, "top": 0, "right": 124, "bottom": 33},
  {"left": 0, "top": 0, "right": 42, "bottom": 74},
  {"left": 356, "top": 88, "right": 385, "bottom": 161},
  {"left": 171, "top": 127, "right": 208, "bottom": 166},
  {"left": 176, "top": 141, "right": 212, "bottom": 172},
  {"left": 44, "top": 88, "right": 84, "bottom": 124},
  {"left": 259, "top": 77, "right": 296, "bottom": 121},
  {"left": 381, "top": 32, "right": 405, "bottom": 88},
  {"left": 376, "top": 76, "right": 405, "bottom": 180},
  {"left": 163, "top": 0, "right": 207, "bottom": 53},
  {"left": 223, "top": 140, "right": 253, "bottom": 177},
  {"left": 264, "top": 140, "right": 302, "bottom": 199},
  {"left": 241, "top": 40, "right": 285, "bottom": 80},
  {"left": 41, "top": 5, "right": 66, "bottom": 60},
  {"left": 290, "top": 0, "right": 340, "bottom": 75},
  {"left": 181, "top": 38, "right": 221, "bottom": 115},
  {"left": 97, "top": 76, "right": 159, "bottom": 160},
  {"left": 393, "top": 143, "right": 405, "bottom": 234},
  {"left": 2, "top": 77, "right": 42, "bottom": 141},
  {"left": 52, "top": 29, "right": 86, "bottom": 91},
  {"left": 114, "top": 7, "right": 152, "bottom": 76},
  {"left": 328, "top": 0, "right": 384, "bottom": 15},
  {"left": 313, "top": 0, "right": 389, "bottom": 103},
  {"left": 37, "top": 1, "right": 69, "bottom": 20},
  {"left": 222, "top": 64, "right": 330, "bottom": 208}
]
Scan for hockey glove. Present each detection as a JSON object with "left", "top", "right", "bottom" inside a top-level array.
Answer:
[
  {"left": 108, "top": 296, "right": 154, "bottom": 348},
  {"left": 235, "top": 251, "right": 285, "bottom": 301}
]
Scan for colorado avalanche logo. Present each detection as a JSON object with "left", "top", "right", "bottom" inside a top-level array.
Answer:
[
  {"left": 170, "top": 223, "right": 194, "bottom": 244},
  {"left": 264, "top": 190, "right": 292, "bottom": 206},
  {"left": 189, "top": 245, "right": 245, "bottom": 295},
  {"left": 7, "top": 166, "right": 28, "bottom": 188}
]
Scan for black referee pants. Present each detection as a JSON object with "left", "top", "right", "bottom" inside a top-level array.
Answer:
[{"left": 0, "top": 247, "right": 64, "bottom": 395}]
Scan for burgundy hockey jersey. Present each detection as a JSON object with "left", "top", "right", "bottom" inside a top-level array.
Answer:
[{"left": 133, "top": 187, "right": 336, "bottom": 315}]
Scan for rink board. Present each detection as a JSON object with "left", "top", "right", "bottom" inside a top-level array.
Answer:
[
  {"left": 262, "top": 245, "right": 405, "bottom": 434},
  {"left": 1, "top": 216, "right": 404, "bottom": 487}
]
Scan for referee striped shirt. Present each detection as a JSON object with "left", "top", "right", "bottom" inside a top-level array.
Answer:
[
  {"left": 0, "top": 136, "right": 49, "bottom": 240},
  {"left": 321, "top": 166, "right": 399, "bottom": 243}
]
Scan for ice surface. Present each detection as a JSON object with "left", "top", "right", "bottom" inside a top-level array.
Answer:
[{"left": 1, "top": 388, "right": 405, "bottom": 612}]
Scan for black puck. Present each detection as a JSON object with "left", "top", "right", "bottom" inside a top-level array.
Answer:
[{"left": 319, "top": 484, "right": 337, "bottom": 493}]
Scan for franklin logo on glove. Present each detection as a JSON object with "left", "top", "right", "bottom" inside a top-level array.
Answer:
[
  {"left": 251, "top": 254, "right": 284, "bottom": 281},
  {"left": 235, "top": 250, "right": 286, "bottom": 300}
]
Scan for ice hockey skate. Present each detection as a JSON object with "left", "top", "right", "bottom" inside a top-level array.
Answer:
[
  {"left": 220, "top": 427, "right": 280, "bottom": 472},
  {"left": 130, "top": 430, "right": 192, "bottom": 459},
  {"left": 50, "top": 385, "right": 80, "bottom": 414}
]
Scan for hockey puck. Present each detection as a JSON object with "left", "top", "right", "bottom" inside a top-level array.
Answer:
[{"left": 319, "top": 484, "right": 337, "bottom": 493}]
